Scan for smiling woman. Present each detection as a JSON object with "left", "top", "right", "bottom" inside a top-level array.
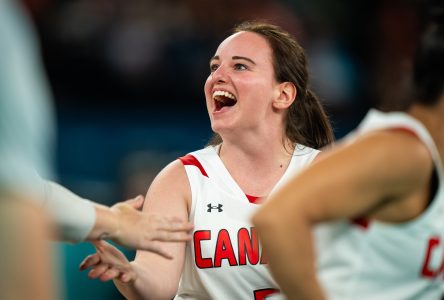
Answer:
[
  {"left": 79, "top": 21, "right": 334, "bottom": 300},
  {"left": 206, "top": 22, "right": 333, "bottom": 149}
]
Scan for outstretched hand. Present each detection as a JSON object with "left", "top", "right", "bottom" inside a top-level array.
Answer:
[
  {"left": 108, "top": 195, "right": 193, "bottom": 255},
  {"left": 79, "top": 240, "right": 136, "bottom": 283}
]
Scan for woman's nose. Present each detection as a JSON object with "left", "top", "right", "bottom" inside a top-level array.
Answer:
[{"left": 212, "top": 65, "right": 228, "bottom": 83}]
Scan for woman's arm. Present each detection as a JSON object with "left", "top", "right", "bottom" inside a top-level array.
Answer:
[
  {"left": 112, "top": 159, "right": 192, "bottom": 299},
  {"left": 252, "top": 130, "right": 433, "bottom": 300},
  {"left": 42, "top": 179, "right": 192, "bottom": 251}
]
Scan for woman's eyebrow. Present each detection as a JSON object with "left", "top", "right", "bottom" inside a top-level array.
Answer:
[
  {"left": 232, "top": 56, "right": 256, "bottom": 65},
  {"left": 209, "top": 55, "right": 219, "bottom": 64},
  {"left": 209, "top": 55, "right": 256, "bottom": 65}
]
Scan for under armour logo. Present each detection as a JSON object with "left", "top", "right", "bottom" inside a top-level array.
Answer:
[{"left": 207, "top": 203, "right": 223, "bottom": 212}]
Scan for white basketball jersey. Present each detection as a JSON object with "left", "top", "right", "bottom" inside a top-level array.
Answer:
[
  {"left": 175, "top": 144, "right": 320, "bottom": 300},
  {"left": 317, "top": 109, "right": 444, "bottom": 300}
]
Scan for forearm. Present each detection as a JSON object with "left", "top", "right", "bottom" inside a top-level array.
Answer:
[
  {"left": 114, "top": 260, "right": 179, "bottom": 300},
  {"left": 254, "top": 206, "right": 325, "bottom": 300},
  {"left": 42, "top": 181, "right": 96, "bottom": 242},
  {"left": 86, "top": 204, "right": 118, "bottom": 241},
  {"left": 253, "top": 160, "right": 337, "bottom": 299}
]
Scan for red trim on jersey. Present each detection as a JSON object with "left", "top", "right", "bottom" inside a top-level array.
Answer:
[
  {"left": 351, "top": 217, "right": 370, "bottom": 230},
  {"left": 246, "top": 194, "right": 261, "bottom": 204},
  {"left": 389, "top": 127, "right": 418, "bottom": 138},
  {"left": 179, "top": 154, "right": 208, "bottom": 177}
]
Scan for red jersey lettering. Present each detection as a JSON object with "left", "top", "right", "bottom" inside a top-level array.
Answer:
[
  {"left": 214, "top": 229, "right": 237, "bottom": 267},
  {"left": 254, "top": 288, "right": 279, "bottom": 300},
  {"left": 238, "top": 227, "right": 260, "bottom": 265},
  {"left": 194, "top": 230, "right": 213, "bottom": 269},
  {"left": 421, "top": 236, "right": 441, "bottom": 278},
  {"left": 194, "top": 227, "right": 267, "bottom": 268}
]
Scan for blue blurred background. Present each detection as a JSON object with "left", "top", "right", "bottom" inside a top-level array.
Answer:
[{"left": 21, "top": 0, "right": 423, "bottom": 298}]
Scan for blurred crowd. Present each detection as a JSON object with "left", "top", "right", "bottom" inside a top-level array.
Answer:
[{"left": 28, "top": 0, "right": 424, "bottom": 124}]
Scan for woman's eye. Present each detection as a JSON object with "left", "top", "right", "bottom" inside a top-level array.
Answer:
[
  {"left": 210, "top": 64, "right": 219, "bottom": 72},
  {"left": 234, "top": 64, "right": 247, "bottom": 71}
]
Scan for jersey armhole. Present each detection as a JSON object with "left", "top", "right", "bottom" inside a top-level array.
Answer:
[
  {"left": 179, "top": 154, "right": 208, "bottom": 178},
  {"left": 389, "top": 127, "right": 438, "bottom": 209}
]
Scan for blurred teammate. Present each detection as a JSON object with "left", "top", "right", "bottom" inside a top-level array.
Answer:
[
  {"left": 0, "top": 0, "right": 192, "bottom": 298},
  {"left": 253, "top": 14, "right": 444, "bottom": 300},
  {"left": 79, "top": 21, "right": 333, "bottom": 299}
]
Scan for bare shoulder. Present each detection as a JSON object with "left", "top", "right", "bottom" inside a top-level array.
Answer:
[
  {"left": 144, "top": 159, "right": 191, "bottom": 214},
  {"left": 152, "top": 159, "right": 189, "bottom": 186},
  {"left": 361, "top": 129, "right": 432, "bottom": 168},
  {"left": 351, "top": 129, "right": 434, "bottom": 190}
]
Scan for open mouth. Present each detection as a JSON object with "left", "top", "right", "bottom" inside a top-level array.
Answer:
[{"left": 213, "top": 90, "right": 237, "bottom": 111}]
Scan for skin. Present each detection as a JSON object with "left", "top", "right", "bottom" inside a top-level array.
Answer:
[
  {"left": 80, "top": 31, "right": 300, "bottom": 299},
  {"left": 252, "top": 96, "right": 444, "bottom": 300},
  {"left": 88, "top": 195, "right": 193, "bottom": 258},
  {"left": 205, "top": 31, "right": 297, "bottom": 197},
  {"left": 0, "top": 196, "right": 56, "bottom": 300}
]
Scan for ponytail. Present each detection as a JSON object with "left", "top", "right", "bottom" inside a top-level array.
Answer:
[{"left": 286, "top": 89, "right": 334, "bottom": 149}]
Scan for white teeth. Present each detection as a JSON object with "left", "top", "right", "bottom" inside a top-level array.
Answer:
[{"left": 213, "top": 90, "right": 235, "bottom": 99}]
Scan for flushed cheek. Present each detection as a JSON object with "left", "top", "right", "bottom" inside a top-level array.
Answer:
[
  {"left": 203, "top": 80, "right": 213, "bottom": 108},
  {"left": 204, "top": 76, "right": 213, "bottom": 92}
]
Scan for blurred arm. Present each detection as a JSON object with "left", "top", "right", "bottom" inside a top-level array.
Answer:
[
  {"left": 43, "top": 180, "right": 193, "bottom": 250},
  {"left": 42, "top": 181, "right": 96, "bottom": 242},
  {"left": 252, "top": 130, "right": 433, "bottom": 300}
]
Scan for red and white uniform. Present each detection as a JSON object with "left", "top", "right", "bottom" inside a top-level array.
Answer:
[
  {"left": 175, "top": 144, "right": 320, "bottom": 300},
  {"left": 317, "top": 109, "right": 444, "bottom": 300}
]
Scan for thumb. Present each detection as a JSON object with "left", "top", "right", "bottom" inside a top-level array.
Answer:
[
  {"left": 125, "top": 195, "right": 145, "bottom": 210},
  {"left": 92, "top": 240, "right": 108, "bottom": 253}
]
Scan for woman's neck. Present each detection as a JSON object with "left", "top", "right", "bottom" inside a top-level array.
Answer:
[
  {"left": 218, "top": 133, "right": 293, "bottom": 166},
  {"left": 216, "top": 136, "right": 294, "bottom": 196}
]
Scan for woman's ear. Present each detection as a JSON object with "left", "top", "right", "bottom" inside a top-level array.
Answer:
[{"left": 273, "top": 82, "right": 296, "bottom": 109}]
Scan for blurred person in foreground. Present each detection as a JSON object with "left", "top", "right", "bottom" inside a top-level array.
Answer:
[
  {"left": 0, "top": 0, "right": 192, "bottom": 299},
  {"left": 79, "top": 21, "right": 333, "bottom": 299},
  {"left": 253, "top": 8, "right": 444, "bottom": 300}
]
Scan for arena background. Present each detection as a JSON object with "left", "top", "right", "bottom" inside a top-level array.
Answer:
[{"left": 24, "top": 0, "right": 423, "bottom": 298}]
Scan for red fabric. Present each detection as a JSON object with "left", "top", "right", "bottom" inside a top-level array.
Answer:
[
  {"left": 389, "top": 127, "right": 419, "bottom": 138},
  {"left": 180, "top": 155, "right": 263, "bottom": 203},
  {"left": 246, "top": 194, "right": 260, "bottom": 204},
  {"left": 351, "top": 217, "right": 370, "bottom": 230},
  {"left": 179, "top": 155, "right": 208, "bottom": 177}
]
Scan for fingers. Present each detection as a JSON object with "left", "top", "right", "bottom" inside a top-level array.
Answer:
[
  {"left": 151, "top": 215, "right": 194, "bottom": 232},
  {"left": 167, "top": 219, "right": 194, "bottom": 232},
  {"left": 99, "top": 268, "right": 121, "bottom": 282},
  {"left": 80, "top": 241, "right": 136, "bottom": 283},
  {"left": 119, "top": 272, "right": 133, "bottom": 283},
  {"left": 87, "top": 264, "right": 121, "bottom": 282},
  {"left": 143, "top": 241, "right": 174, "bottom": 260},
  {"left": 79, "top": 254, "right": 101, "bottom": 271},
  {"left": 92, "top": 239, "right": 108, "bottom": 252},
  {"left": 148, "top": 217, "right": 193, "bottom": 241},
  {"left": 153, "top": 230, "right": 193, "bottom": 242},
  {"left": 137, "top": 216, "right": 193, "bottom": 245},
  {"left": 87, "top": 262, "right": 110, "bottom": 279},
  {"left": 124, "top": 195, "right": 145, "bottom": 210}
]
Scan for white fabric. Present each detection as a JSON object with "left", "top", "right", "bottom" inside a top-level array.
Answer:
[
  {"left": 43, "top": 181, "right": 95, "bottom": 242},
  {"left": 0, "top": 0, "right": 95, "bottom": 242},
  {"left": 175, "top": 144, "right": 320, "bottom": 300},
  {"left": 317, "top": 109, "right": 444, "bottom": 300},
  {"left": 0, "top": 0, "right": 55, "bottom": 192}
]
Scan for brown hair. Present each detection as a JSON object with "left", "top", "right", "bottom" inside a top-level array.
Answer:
[
  {"left": 208, "top": 21, "right": 334, "bottom": 149},
  {"left": 414, "top": 23, "right": 444, "bottom": 105}
]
